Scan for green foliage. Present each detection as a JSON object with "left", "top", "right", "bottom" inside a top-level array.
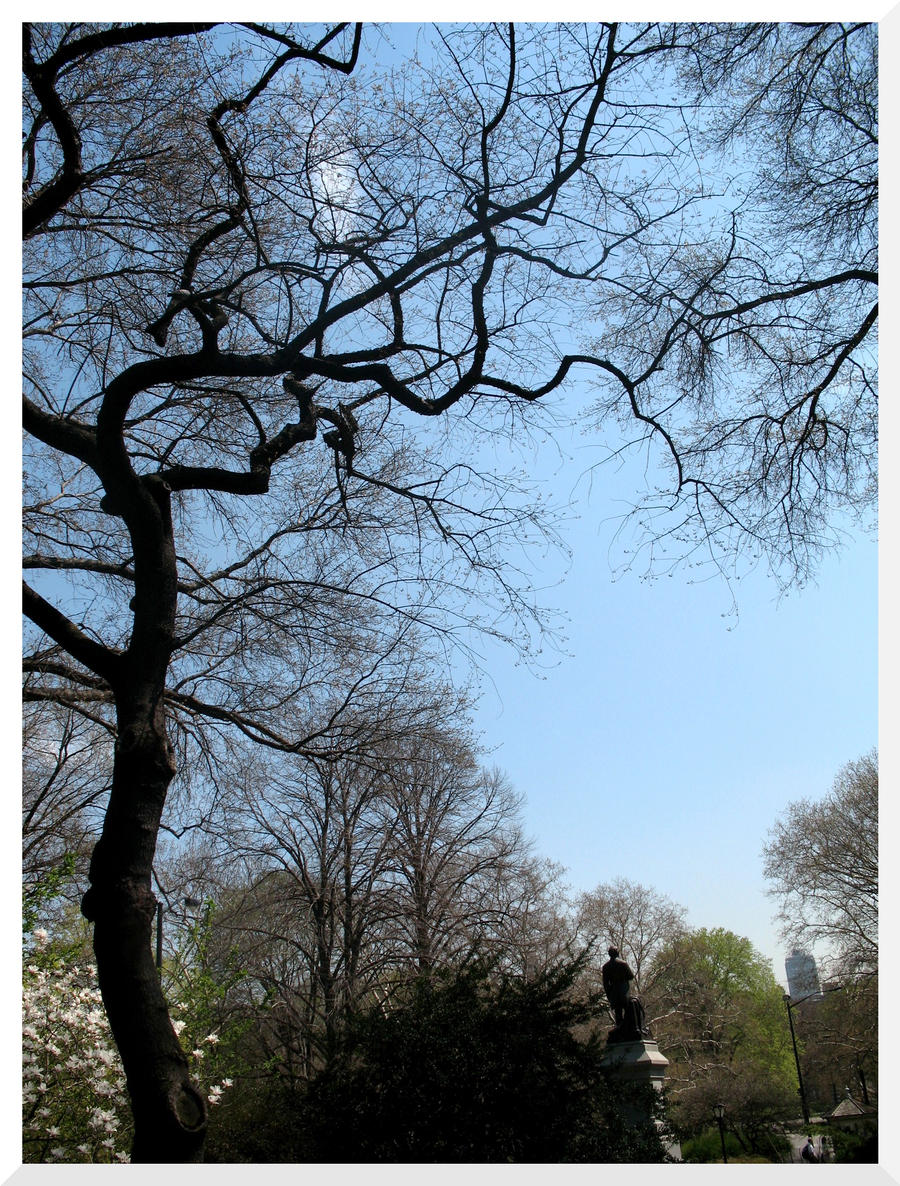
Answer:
[
  {"left": 649, "top": 928, "right": 797, "bottom": 1152},
  {"left": 211, "top": 956, "right": 671, "bottom": 1162},
  {"left": 827, "top": 1127, "right": 878, "bottom": 1164},
  {"left": 681, "top": 1125, "right": 790, "bottom": 1164},
  {"left": 652, "top": 928, "right": 796, "bottom": 1076},
  {"left": 681, "top": 1128, "right": 743, "bottom": 1163},
  {"left": 162, "top": 904, "right": 254, "bottom": 1109},
  {"left": 23, "top": 854, "right": 76, "bottom": 937}
]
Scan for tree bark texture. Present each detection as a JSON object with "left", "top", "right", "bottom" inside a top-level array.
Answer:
[
  {"left": 82, "top": 699, "right": 208, "bottom": 1161},
  {"left": 78, "top": 478, "right": 209, "bottom": 1161}
]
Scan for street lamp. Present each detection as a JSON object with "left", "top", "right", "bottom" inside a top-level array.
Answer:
[
  {"left": 783, "top": 992, "right": 811, "bottom": 1125},
  {"left": 713, "top": 1102, "right": 728, "bottom": 1163}
]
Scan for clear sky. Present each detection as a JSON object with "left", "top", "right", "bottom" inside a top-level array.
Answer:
[{"left": 463, "top": 417, "right": 878, "bottom": 984}]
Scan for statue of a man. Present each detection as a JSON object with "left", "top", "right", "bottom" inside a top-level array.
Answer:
[{"left": 601, "top": 946, "right": 635, "bottom": 1028}]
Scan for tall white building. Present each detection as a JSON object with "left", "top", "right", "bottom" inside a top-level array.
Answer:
[{"left": 785, "top": 949, "right": 822, "bottom": 1001}]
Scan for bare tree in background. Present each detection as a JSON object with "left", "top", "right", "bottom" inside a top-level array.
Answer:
[
  {"left": 23, "top": 704, "right": 111, "bottom": 907},
  {"left": 762, "top": 751, "right": 877, "bottom": 978},
  {"left": 23, "top": 21, "right": 876, "bottom": 1160},
  {"left": 575, "top": 877, "right": 688, "bottom": 1021},
  {"left": 588, "top": 22, "right": 876, "bottom": 585},
  {"left": 161, "top": 696, "right": 548, "bottom": 1085},
  {"left": 471, "top": 854, "right": 576, "bottom": 980},
  {"left": 380, "top": 740, "right": 526, "bottom": 975}
]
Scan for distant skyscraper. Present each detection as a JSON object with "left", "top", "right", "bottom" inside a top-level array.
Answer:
[{"left": 785, "top": 949, "right": 822, "bottom": 1001}]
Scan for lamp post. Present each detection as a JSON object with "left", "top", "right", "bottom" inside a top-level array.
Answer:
[
  {"left": 713, "top": 1102, "right": 728, "bottom": 1163},
  {"left": 783, "top": 992, "right": 811, "bottom": 1125}
]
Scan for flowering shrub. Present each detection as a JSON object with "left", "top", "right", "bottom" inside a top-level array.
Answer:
[{"left": 23, "top": 929, "right": 233, "bottom": 1163}]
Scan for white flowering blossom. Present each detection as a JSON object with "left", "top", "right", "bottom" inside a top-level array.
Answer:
[
  {"left": 23, "top": 931, "right": 234, "bottom": 1163},
  {"left": 23, "top": 950, "right": 130, "bottom": 1164}
]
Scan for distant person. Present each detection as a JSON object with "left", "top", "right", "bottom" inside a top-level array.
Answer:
[{"left": 801, "top": 1137, "right": 819, "bottom": 1162}]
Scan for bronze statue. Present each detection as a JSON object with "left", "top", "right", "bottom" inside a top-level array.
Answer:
[{"left": 601, "top": 946, "right": 648, "bottom": 1042}]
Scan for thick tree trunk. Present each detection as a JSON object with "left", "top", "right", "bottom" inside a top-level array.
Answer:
[
  {"left": 82, "top": 688, "right": 208, "bottom": 1162},
  {"left": 78, "top": 467, "right": 207, "bottom": 1161}
]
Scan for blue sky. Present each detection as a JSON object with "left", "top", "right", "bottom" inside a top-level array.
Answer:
[{"left": 463, "top": 419, "right": 878, "bottom": 982}]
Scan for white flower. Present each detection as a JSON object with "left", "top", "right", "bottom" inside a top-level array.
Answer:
[
  {"left": 171, "top": 1020, "right": 186, "bottom": 1035},
  {"left": 208, "top": 1086, "right": 222, "bottom": 1105},
  {"left": 50, "top": 1147, "right": 67, "bottom": 1160},
  {"left": 191, "top": 1048, "right": 204, "bottom": 1060},
  {"left": 204, "top": 1032, "right": 220, "bottom": 1045},
  {"left": 222, "top": 1078, "right": 233, "bottom": 1088},
  {"left": 114, "top": 1152, "right": 130, "bottom": 1163},
  {"left": 33, "top": 929, "right": 49, "bottom": 946},
  {"left": 89, "top": 1107, "right": 117, "bottom": 1132}
]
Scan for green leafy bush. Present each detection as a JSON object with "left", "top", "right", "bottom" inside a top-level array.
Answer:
[{"left": 222, "top": 956, "right": 672, "bottom": 1163}]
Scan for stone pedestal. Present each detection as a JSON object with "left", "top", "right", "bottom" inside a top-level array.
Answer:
[
  {"left": 599, "top": 1038, "right": 669, "bottom": 1091},
  {"left": 600, "top": 1038, "right": 681, "bottom": 1160}
]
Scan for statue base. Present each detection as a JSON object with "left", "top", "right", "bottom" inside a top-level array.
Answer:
[
  {"left": 600, "top": 1038, "right": 681, "bottom": 1161},
  {"left": 600, "top": 1037, "right": 669, "bottom": 1089}
]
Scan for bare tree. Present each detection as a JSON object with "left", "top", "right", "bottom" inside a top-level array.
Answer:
[
  {"left": 471, "top": 854, "right": 576, "bottom": 980},
  {"left": 213, "top": 744, "right": 408, "bottom": 1072},
  {"left": 22, "top": 21, "right": 876, "bottom": 1159},
  {"left": 790, "top": 977, "right": 878, "bottom": 1111},
  {"left": 184, "top": 680, "right": 538, "bottom": 1079},
  {"left": 762, "top": 751, "right": 877, "bottom": 977},
  {"left": 379, "top": 741, "right": 527, "bottom": 976},
  {"left": 587, "top": 22, "right": 877, "bottom": 586},
  {"left": 575, "top": 876, "right": 688, "bottom": 998},
  {"left": 23, "top": 704, "right": 111, "bottom": 918}
]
